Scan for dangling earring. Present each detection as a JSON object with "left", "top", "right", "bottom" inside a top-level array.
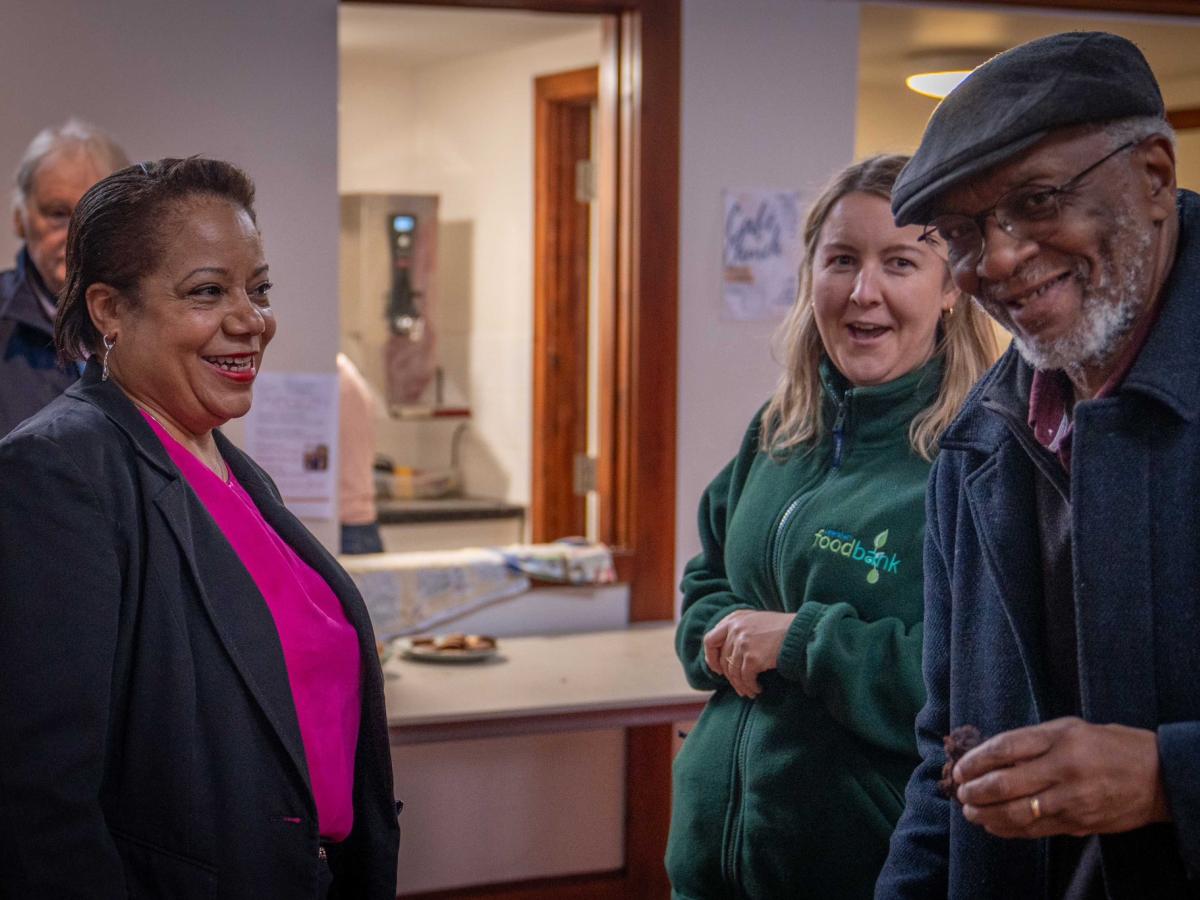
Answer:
[{"left": 102, "top": 333, "right": 116, "bottom": 382}]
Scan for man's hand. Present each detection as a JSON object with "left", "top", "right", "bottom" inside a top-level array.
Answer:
[
  {"left": 955, "top": 717, "right": 1171, "bottom": 838},
  {"left": 702, "top": 610, "right": 795, "bottom": 699}
]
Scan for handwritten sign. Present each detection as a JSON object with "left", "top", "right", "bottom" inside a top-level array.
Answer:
[{"left": 722, "top": 189, "right": 803, "bottom": 321}]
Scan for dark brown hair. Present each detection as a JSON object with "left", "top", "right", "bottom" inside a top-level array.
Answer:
[{"left": 55, "top": 157, "right": 257, "bottom": 363}]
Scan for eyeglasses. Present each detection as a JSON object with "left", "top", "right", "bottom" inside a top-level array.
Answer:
[
  {"left": 30, "top": 203, "right": 73, "bottom": 232},
  {"left": 918, "top": 140, "right": 1138, "bottom": 268}
]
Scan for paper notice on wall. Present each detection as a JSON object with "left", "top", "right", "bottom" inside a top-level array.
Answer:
[
  {"left": 722, "top": 188, "right": 803, "bottom": 321},
  {"left": 244, "top": 372, "right": 338, "bottom": 520}
]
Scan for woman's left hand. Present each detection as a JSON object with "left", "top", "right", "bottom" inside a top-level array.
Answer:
[{"left": 703, "top": 610, "right": 796, "bottom": 699}]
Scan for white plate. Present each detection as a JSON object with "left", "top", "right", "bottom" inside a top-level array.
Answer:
[{"left": 398, "top": 636, "right": 500, "bottom": 664}]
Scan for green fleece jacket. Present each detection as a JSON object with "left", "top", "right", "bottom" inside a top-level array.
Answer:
[{"left": 666, "top": 358, "right": 939, "bottom": 900}]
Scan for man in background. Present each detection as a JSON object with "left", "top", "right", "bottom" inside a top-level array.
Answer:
[{"left": 1, "top": 119, "right": 128, "bottom": 436}]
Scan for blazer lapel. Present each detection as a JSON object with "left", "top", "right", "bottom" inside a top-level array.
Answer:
[
  {"left": 219, "top": 438, "right": 392, "bottom": 789},
  {"left": 217, "top": 436, "right": 377, "bottom": 647},
  {"left": 1071, "top": 399, "right": 1157, "bottom": 727},
  {"left": 150, "top": 475, "right": 313, "bottom": 794},
  {"left": 963, "top": 441, "right": 1049, "bottom": 721}
]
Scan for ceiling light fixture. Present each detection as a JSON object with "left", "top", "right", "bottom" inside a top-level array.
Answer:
[
  {"left": 902, "top": 48, "right": 1000, "bottom": 101},
  {"left": 905, "top": 70, "right": 972, "bottom": 100}
]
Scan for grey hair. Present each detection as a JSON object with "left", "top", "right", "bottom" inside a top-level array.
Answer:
[
  {"left": 12, "top": 118, "right": 130, "bottom": 211},
  {"left": 1094, "top": 114, "right": 1176, "bottom": 151}
]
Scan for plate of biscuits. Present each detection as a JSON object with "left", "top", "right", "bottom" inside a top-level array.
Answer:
[{"left": 399, "top": 633, "right": 500, "bottom": 663}]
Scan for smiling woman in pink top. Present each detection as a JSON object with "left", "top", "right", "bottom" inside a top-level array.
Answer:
[{"left": 0, "top": 158, "right": 399, "bottom": 900}]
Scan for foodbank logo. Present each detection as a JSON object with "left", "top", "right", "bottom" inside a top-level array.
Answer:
[{"left": 811, "top": 528, "right": 900, "bottom": 584}]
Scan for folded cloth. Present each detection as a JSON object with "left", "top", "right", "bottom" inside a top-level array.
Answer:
[
  {"left": 497, "top": 540, "right": 616, "bottom": 585},
  {"left": 338, "top": 548, "right": 530, "bottom": 639}
]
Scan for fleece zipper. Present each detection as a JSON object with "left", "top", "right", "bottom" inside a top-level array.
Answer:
[
  {"left": 721, "top": 700, "right": 754, "bottom": 895},
  {"left": 822, "top": 380, "right": 854, "bottom": 470},
  {"left": 720, "top": 482, "right": 805, "bottom": 892},
  {"left": 767, "top": 492, "right": 805, "bottom": 611},
  {"left": 721, "top": 435, "right": 840, "bottom": 892},
  {"left": 766, "top": 383, "right": 855, "bottom": 609}
]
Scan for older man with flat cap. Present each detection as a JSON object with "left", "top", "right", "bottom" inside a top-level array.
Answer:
[{"left": 877, "top": 32, "right": 1200, "bottom": 900}]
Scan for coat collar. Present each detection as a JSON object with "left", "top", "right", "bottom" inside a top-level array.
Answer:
[
  {"left": 931, "top": 346, "right": 1014, "bottom": 455},
  {"left": 958, "top": 439, "right": 1049, "bottom": 720},
  {"left": 1, "top": 249, "right": 55, "bottom": 336},
  {"left": 1121, "top": 189, "right": 1200, "bottom": 422},
  {"left": 819, "top": 354, "right": 944, "bottom": 446},
  {"left": 66, "top": 358, "right": 181, "bottom": 479}
]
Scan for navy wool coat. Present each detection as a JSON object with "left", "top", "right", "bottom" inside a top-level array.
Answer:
[
  {"left": 0, "top": 249, "right": 79, "bottom": 437},
  {"left": 0, "top": 361, "right": 400, "bottom": 899},
  {"left": 877, "top": 190, "right": 1200, "bottom": 899}
]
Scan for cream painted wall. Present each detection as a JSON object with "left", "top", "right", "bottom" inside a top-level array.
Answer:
[
  {"left": 0, "top": 0, "right": 340, "bottom": 546},
  {"left": 339, "top": 53, "right": 419, "bottom": 194},
  {"left": 856, "top": 82, "right": 939, "bottom": 159},
  {"left": 339, "top": 28, "right": 602, "bottom": 511},
  {"left": 675, "top": 0, "right": 860, "bottom": 595}
]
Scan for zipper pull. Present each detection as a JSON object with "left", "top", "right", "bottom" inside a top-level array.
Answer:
[{"left": 831, "top": 392, "right": 850, "bottom": 469}]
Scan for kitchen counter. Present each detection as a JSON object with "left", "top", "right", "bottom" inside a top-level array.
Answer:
[
  {"left": 384, "top": 622, "right": 709, "bottom": 744},
  {"left": 376, "top": 496, "right": 526, "bottom": 525}
]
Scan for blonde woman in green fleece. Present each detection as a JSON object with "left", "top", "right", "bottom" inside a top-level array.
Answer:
[{"left": 666, "top": 155, "right": 997, "bottom": 900}]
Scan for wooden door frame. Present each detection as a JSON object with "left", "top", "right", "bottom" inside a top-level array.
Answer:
[{"left": 531, "top": 66, "right": 597, "bottom": 544}]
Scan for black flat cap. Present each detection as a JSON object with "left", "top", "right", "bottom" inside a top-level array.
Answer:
[{"left": 892, "top": 31, "right": 1164, "bottom": 226}]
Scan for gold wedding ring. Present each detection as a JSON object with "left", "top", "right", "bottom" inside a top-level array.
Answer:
[{"left": 1029, "top": 796, "right": 1041, "bottom": 820}]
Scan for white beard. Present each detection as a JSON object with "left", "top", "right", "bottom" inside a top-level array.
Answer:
[{"left": 980, "top": 209, "right": 1152, "bottom": 373}]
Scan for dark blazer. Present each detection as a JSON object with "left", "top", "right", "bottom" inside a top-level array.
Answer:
[
  {"left": 0, "top": 361, "right": 399, "bottom": 899},
  {"left": 0, "top": 249, "right": 79, "bottom": 437},
  {"left": 876, "top": 190, "right": 1200, "bottom": 899}
]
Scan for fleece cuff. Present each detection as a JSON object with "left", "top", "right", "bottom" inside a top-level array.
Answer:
[{"left": 776, "top": 601, "right": 829, "bottom": 682}]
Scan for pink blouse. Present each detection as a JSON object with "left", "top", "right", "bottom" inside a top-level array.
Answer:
[{"left": 142, "top": 413, "right": 362, "bottom": 841}]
